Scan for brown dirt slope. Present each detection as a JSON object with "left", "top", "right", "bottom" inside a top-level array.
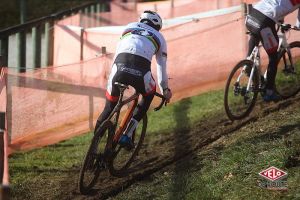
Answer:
[{"left": 55, "top": 94, "right": 300, "bottom": 200}]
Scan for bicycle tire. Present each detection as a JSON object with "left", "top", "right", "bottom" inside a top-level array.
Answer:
[
  {"left": 224, "top": 60, "right": 259, "bottom": 120},
  {"left": 275, "top": 41, "right": 300, "bottom": 99},
  {"left": 108, "top": 114, "right": 147, "bottom": 177},
  {"left": 78, "top": 121, "right": 113, "bottom": 194}
]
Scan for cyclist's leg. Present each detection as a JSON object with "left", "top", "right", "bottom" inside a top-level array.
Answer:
[
  {"left": 260, "top": 22, "right": 280, "bottom": 100},
  {"left": 95, "top": 100, "right": 117, "bottom": 133},
  {"left": 265, "top": 52, "right": 279, "bottom": 90},
  {"left": 245, "top": 8, "right": 263, "bottom": 57},
  {"left": 123, "top": 71, "right": 156, "bottom": 138},
  {"left": 95, "top": 64, "right": 120, "bottom": 133},
  {"left": 122, "top": 94, "right": 154, "bottom": 139},
  {"left": 247, "top": 34, "right": 260, "bottom": 57},
  {"left": 133, "top": 94, "right": 155, "bottom": 121},
  {"left": 133, "top": 71, "right": 156, "bottom": 118},
  {"left": 260, "top": 26, "right": 279, "bottom": 88}
]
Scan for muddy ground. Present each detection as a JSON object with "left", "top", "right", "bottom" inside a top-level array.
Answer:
[{"left": 50, "top": 94, "right": 300, "bottom": 200}]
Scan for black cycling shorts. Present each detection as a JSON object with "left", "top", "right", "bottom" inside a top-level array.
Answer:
[
  {"left": 106, "top": 53, "right": 156, "bottom": 102},
  {"left": 245, "top": 8, "right": 279, "bottom": 54}
]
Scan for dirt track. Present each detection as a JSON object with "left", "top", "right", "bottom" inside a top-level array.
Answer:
[{"left": 55, "top": 94, "right": 300, "bottom": 200}]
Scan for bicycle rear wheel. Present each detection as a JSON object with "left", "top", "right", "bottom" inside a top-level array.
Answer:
[
  {"left": 108, "top": 114, "right": 147, "bottom": 177},
  {"left": 78, "top": 121, "right": 113, "bottom": 194},
  {"left": 275, "top": 41, "right": 300, "bottom": 99},
  {"left": 224, "top": 60, "right": 259, "bottom": 120}
]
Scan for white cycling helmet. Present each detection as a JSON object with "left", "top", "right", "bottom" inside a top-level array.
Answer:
[{"left": 139, "top": 10, "right": 162, "bottom": 31}]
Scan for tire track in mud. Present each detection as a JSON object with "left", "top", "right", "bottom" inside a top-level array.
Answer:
[{"left": 61, "top": 95, "right": 300, "bottom": 200}]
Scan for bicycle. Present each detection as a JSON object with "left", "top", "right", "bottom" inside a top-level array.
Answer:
[
  {"left": 224, "top": 23, "right": 300, "bottom": 121},
  {"left": 78, "top": 82, "right": 166, "bottom": 194}
]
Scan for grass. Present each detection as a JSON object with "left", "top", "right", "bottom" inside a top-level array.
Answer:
[
  {"left": 9, "top": 135, "right": 91, "bottom": 199},
  {"left": 147, "top": 90, "right": 224, "bottom": 135},
  {"left": 8, "top": 88, "right": 300, "bottom": 199},
  {"left": 113, "top": 99, "right": 300, "bottom": 200},
  {"left": 9, "top": 89, "right": 225, "bottom": 199}
]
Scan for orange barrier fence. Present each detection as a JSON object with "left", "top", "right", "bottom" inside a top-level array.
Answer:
[
  {"left": 1, "top": 0, "right": 300, "bottom": 189},
  {"left": 6, "top": 56, "right": 112, "bottom": 153},
  {"left": 11, "top": 8, "right": 241, "bottom": 153},
  {"left": 6, "top": 2, "right": 300, "bottom": 154},
  {"left": 57, "top": 0, "right": 245, "bottom": 28}
]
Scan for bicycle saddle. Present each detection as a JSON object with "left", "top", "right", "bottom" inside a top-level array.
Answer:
[{"left": 114, "top": 82, "right": 129, "bottom": 90}]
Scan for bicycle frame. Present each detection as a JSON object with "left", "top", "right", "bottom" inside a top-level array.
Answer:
[
  {"left": 246, "top": 45, "right": 261, "bottom": 92},
  {"left": 104, "top": 87, "right": 139, "bottom": 143},
  {"left": 112, "top": 95, "right": 138, "bottom": 143},
  {"left": 243, "top": 25, "right": 292, "bottom": 93}
]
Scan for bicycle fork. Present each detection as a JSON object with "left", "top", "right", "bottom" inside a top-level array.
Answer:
[{"left": 236, "top": 47, "right": 259, "bottom": 93}]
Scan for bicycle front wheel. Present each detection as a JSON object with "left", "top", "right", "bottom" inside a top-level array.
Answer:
[
  {"left": 224, "top": 60, "right": 259, "bottom": 121},
  {"left": 108, "top": 114, "right": 147, "bottom": 177},
  {"left": 275, "top": 41, "right": 300, "bottom": 99},
  {"left": 78, "top": 121, "right": 113, "bottom": 194}
]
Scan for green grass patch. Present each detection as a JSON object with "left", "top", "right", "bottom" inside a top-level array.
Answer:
[
  {"left": 9, "top": 88, "right": 300, "bottom": 199},
  {"left": 147, "top": 90, "right": 224, "bottom": 135},
  {"left": 114, "top": 102, "right": 300, "bottom": 200},
  {"left": 9, "top": 89, "right": 225, "bottom": 199},
  {"left": 9, "top": 134, "right": 91, "bottom": 199}
]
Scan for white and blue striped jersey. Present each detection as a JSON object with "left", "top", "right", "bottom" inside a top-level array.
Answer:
[{"left": 115, "top": 22, "right": 168, "bottom": 93}]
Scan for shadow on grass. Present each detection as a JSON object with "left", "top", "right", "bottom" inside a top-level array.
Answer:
[{"left": 169, "top": 98, "right": 195, "bottom": 200}]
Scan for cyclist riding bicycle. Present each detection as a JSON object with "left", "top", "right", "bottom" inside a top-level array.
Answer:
[
  {"left": 245, "top": 0, "right": 300, "bottom": 102},
  {"left": 95, "top": 10, "right": 172, "bottom": 149}
]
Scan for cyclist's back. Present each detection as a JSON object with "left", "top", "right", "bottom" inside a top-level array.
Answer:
[
  {"left": 96, "top": 10, "right": 172, "bottom": 149},
  {"left": 116, "top": 22, "right": 166, "bottom": 62},
  {"left": 109, "top": 21, "right": 168, "bottom": 98}
]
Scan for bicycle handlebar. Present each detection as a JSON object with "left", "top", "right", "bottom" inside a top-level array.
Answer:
[
  {"left": 279, "top": 23, "right": 300, "bottom": 32},
  {"left": 153, "top": 92, "right": 167, "bottom": 111}
]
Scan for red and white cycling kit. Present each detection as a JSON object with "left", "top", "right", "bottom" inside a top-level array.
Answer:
[
  {"left": 106, "top": 22, "right": 168, "bottom": 100},
  {"left": 254, "top": 0, "right": 300, "bottom": 23},
  {"left": 246, "top": 0, "right": 300, "bottom": 91}
]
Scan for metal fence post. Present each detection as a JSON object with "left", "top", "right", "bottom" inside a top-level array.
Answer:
[
  {"left": 79, "top": 9, "right": 84, "bottom": 28},
  {"left": 80, "top": 28, "right": 84, "bottom": 61},
  {"left": 16, "top": 31, "right": 26, "bottom": 72},
  {"left": 44, "top": 21, "right": 53, "bottom": 67},
  {"left": 32, "top": 26, "right": 41, "bottom": 69},
  {"left": 44, "top": 22, "right": 50, "bottom": 67},
  {"left": 20, "top": 0, "right": 27, "bottom": 24},
  {"left": 96, "top": 3, "right": 101, "bottom": 27},
  {"left": 90, "top": 5, "right": 95, "bottom": 27},
  {"left": 0, "top": 38, "right": 8, "bottom": 67},
  {"left": 84, "top": 7, "right": 90, "bottom": 28}
]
